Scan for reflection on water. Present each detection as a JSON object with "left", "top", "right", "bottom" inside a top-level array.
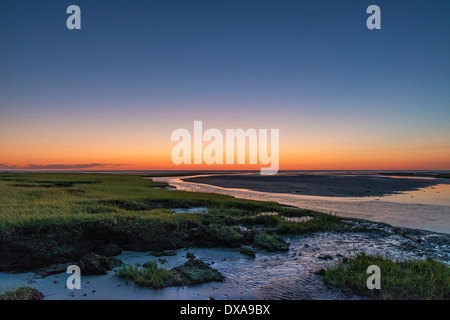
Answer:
[
  {"left": 381, "top": 184, "right": 450, "bottom": 206},
  {"left": 151, "top": 176, "right": 450, "bottom": 234}
]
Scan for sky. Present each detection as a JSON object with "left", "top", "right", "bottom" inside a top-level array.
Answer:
[{"left": 0, "top": 0, "right": 449, "bottom": 171}]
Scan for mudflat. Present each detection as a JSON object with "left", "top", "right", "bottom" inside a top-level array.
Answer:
[{"left": 183, "top": 173, "right": 449, "bottom": 197}]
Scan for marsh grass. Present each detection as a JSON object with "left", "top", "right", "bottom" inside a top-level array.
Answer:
[
  {"left": 115, "top": 262, "right": 173, "bottom": 288},
  {"left": 253, "top": 231, "right": 289, "bottom": 251},
  {"left": 0, "top": 173, "right": 279, "bottom": 230},
  {"left": 322, "top": 253, "right": 450, "bottom": 300},
  {"left": 242, "top": 208, "right": 348, "bottom": 234},
  {"left": 0, "top": 286, "right": 43, "bottom": 300},
  {"left": 0, "top": 173, "right": 340, "bottom": 233},
  {"left": 116, "top": 258, "right": 225, "bottom": 288}
]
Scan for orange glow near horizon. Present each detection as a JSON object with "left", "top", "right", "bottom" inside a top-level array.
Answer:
[
  {"left": 1, "top": 111, "right": 449, "bottom": 171},
  {"left": 2, "top": 147, "right": 450, "bottom": 171}
]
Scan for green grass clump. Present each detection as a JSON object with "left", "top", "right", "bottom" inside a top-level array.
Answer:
[
  {"left": 278, "top": 213, "right": 347, "bottom": 234},
  {"left": 322, "top": 253, "right": 450, "bottom": 300},
  {"left": 253, "top": 231, "right": 289, "bottom": 251},
  {"left": 240, "top": 245, "right": 256, "bottom": 258},
  {"left": 116, "top": 259, "right": 224, "bottom": 288},
  {"left": 115, "top": 262, "right": 173, "bottom": 289},
  {"left": 241, "top": 209, "right": 348, "bottom": 234},
  {"left": 0, "top": 286, "right": 43, "bottom": 300},
  {"left": 202, "top": 225, "right": 244, "bottom": 247},
  {"left": 173, "top": 259, "right": 224, "bottom": 284}
]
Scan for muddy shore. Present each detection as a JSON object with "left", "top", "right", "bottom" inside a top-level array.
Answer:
[{"left": 183, "top": 173, "right": 450, "bottom": 197}]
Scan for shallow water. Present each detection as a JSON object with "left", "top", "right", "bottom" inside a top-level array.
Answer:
[
  {"left": 380, "top": 183, "right": 450, "bottom": 206},
  {"left": 1, "top": 229, "right": 445, "bottom": 300},
  {"left": 151, "top": 176, "right": 450, "bottom": 234}
]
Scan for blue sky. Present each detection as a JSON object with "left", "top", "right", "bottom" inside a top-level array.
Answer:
[{"left": 0, "top": 0, "right": 449, "bottom": 169}]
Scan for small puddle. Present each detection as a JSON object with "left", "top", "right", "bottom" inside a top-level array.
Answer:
[
  {"left": 260, "top": 212, "right": 314, "bottom": 223},
  {"left": 173, "top": 207, "right": 209, "bottom": 214}
]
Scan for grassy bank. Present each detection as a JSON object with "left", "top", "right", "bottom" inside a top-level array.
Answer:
[
  {"left": 322, "top": 253, "right": 449, "bottom": 300},
  {"left": 0, "top": 173, "right": 346, "bottom": 271}
]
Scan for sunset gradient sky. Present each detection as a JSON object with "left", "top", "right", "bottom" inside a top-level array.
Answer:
[{"left": 1, "top": 0, "right": 449, "bottom": 171}]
